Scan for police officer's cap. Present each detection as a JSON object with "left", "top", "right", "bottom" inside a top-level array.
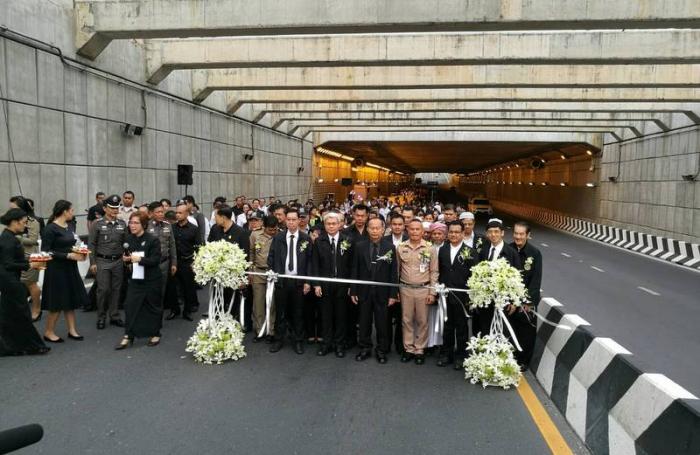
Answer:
[
  {"left": 105, "top": 194, "right": 121, "bottom": 208},
  {"left": 249, "top": 210, "right": 265, "bottom": 220}
]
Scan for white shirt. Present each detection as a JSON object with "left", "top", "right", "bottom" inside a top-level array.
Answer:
[
  {"left": 488, "top": 241, "right": 504, "bottom": 261},
  {"left": 450, "top": 243, "right": 462, "bottom": 263},
  {"left": 236, "top": 212, "right": 247, "bottom": 228},
  {"left": 285, "top": 230, "right": 299, "bottom": 275},
  {"left": 463, "top": 232, "right": 474, "bottom": 248},
  {"left": 391, "top": 234, "right": 403, "bottom": 247},
  {"left": 187, "top": 215, "right": 198, "bottom": 227},
  {"left": 328, "top": 232, "right": 340, "bottom": 247}
]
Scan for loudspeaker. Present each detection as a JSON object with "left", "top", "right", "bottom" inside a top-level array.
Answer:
[
  {"left": 177, "top": 164, "right": 193, "bottom": 185},
  {"left": 341, "top": 178, "right": 353, "bottom": 186}
]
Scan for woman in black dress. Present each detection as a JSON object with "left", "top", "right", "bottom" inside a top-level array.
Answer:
[
  {"left": 116, "top": 212, "right": 163, "bottom": 349},
  {"left": 0, "top": 208, "right": 49, "bottom": 356},
  {"left": 41, "top": 200, "right": 88, "bottom": 343}
]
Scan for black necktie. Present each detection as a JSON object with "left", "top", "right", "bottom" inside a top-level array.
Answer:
[
  {"left": 288, "top": 234, "right": 295, "bottom": 271},
  {"left": 488, "top": 246, "right": 495, "bottom": 261},
  {"left": 331, "top": 237, "right": 337, "bottom": 277},
  {"left": 372, "top": 242, "right": 379, "bottom": 262}
]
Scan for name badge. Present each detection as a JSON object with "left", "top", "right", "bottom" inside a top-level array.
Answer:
[{"left": 419, "top": 263, "right": 427, "bottom": 273}]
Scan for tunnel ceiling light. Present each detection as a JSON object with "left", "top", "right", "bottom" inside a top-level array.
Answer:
[
  {"left": 528, "top": 182, "right": 534, "bottom": 186},
  {"left": 351, "top": 166, "right": 359, "bottom": 172},
  {"left": 518, "top": 181, "right": 522, "bottom": 185},
  {"left": 586, "top": 150, "right": 593, "bottom": 156},
  {"left": 586, "top": 182, "right": 597, "bottom": 187},
  {"left": 333, "top": 178, "right": 339, "bottom": 183},
  {"left": 541, "top": 182, "right": 548, "bottom": 186},
  {"left": 560, "top": 154, "right": 567, "bottom": 160},
  {"left": 514, "top": 163, "right": 520, "bottom": 168},
  {"left": 317, "top": 178, "right": 324, "bottom": 183},
  {"left": 560, "top": 182, "right": 567, "bottom": 186}
]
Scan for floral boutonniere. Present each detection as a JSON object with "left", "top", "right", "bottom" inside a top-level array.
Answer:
[
  {"left": 419, "top": 248, "right": 432, "bottom": 264},
  {"left": 254, "top": 242, "right": 262, "bottom": 253},
  {"left": 376, "top": 250, "right": 393, "bottom": 264},
  {"left": 524, "top": 256, "right": 534, "bottom": 271},
  {"left": 299, "top": 240, "right": 309, "bottom": 252},
  {"left": 458, "top": 248, "right": 472, "bottom": 263},
  {"left": 475, "top": 237, "right": 483, "bottom": 253},
  {"left": 340, "top": 239, "right": 351, "bottom": 255}
]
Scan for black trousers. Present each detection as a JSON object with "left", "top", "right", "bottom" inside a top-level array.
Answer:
[
  {"left": 273, "top": 278, "right": 304, "bottom": 343},
  {"left": 441, "top": 296, "right": 469, "bottom": 360},
  {"left": 320, "top": 283, "right": 348, "bottom": 349},
  {"left": 358, "top": 290, "right": 389, "bottom": 353},
  {"left": 304, "top": 292, "right": 322, "bottom": 339},
  {"left": 345, "top": 295, "right": 359, "bottom": 346},
  {"left": 387, "top": 301, "right": 403, "bottom": 353},
  {"left": 174, "top": 260, "right": 199, "bottom": 314},
  {"left": 223, "top": 288, "right": 252, "bottom": 330},
  {"left": 507, "top": 309, "right": 537, "bottom": 367},
  {"left": 473, "top": 306, "right": 495, "bottom": 338}
]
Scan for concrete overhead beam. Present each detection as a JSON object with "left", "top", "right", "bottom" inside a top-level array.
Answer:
[
  {"left": 313, "top": 130, "right": 604, "bottom": 148},
  {"left": 226, "top": 88, "right": 700, "bottom": 112},
  {"left": 192, "top": 64, "right": 700, "bottom": 102},
  {"left": 145, "top": 29, "right": 700, "bottom": 84},
  {"left": 76, "top": 0, "right": 700, "bottom": 59}
]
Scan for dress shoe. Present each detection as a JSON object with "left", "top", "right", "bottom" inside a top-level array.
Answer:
[
  {"left": 115, "top": 336, "right": 132, "bottom": 350},
  {"left": 67, "top": 333, "right": 84, "bottom": 341},
  {"left": 294, "top": 342, "right": 304, "bottom": 355},
  {"left": 97, "top": 319, "right": 106, "bottom": 330},
  {"left": 147, "top": 337, "right": 161, "bottom": 347},
  {"left": 165, "top": 312, "right": 179, "bottom": 321},
  {"left": 43, "top": 335, "right": 64, "bottom": 343},
  {"left": 355, "top": 350, "right": 371, "bottom": 361},
  {"left": 400, "top": 352, "right": 414, "bottom": 363},
  {"left": 436, "top": 356, "right": 453, "bottom": 367},
  {"left": 269, "top": 340, "right": 283, "bottom": 353},
  {"left": 414, "top": 355, "right": 425, "bottom": 365},
  {"left": 32, "top": 312, "right": 42, "bottom": 322},
  {"left": 335, "top": 348, "right": 346, "bottom": 358},
  {"left": 317, "top": 345, "right": 331, "bottom": 356},
  {"left": 264, "top": 336, "right": 274, "bottom": 344},
  {"left": 182, "top": 313, "right": 193, "bottom": 321},
  {"left": 376, "top": 351, "right": 388, "bottom": 364},
  {"left": 109, "top": 319, "right": 125, "bottom": 328},
  {"left": 191, "top": 306, "right": 199, "bottom": 313},
  {"left": 252, "top": 336, "right": 264, "bottom": 343}
]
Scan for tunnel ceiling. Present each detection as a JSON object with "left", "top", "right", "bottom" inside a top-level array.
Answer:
[{"left": 322, "top": 141, "right": 593, "bottom": 173}]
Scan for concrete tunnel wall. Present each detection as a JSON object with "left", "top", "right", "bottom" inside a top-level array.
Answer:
[
  {"left": 0, "top": 0, "right": 312, "bottom": 235},
  {"left": 455, "top": 128, "right": 700, "bottom": 244}
]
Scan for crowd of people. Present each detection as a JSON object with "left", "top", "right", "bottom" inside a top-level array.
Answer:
[{"left": 0, "top": 189, "right": 542, "bottom": 370}]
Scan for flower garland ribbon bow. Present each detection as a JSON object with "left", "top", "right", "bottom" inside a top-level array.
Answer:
[
  {"left": 258, "top": 270, "right": 279, "bottom": 338},
  {"left": 433, "top": 283, "right": 449, "bottom": 336}
]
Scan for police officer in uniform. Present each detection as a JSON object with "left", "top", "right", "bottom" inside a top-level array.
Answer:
[
  {"left": 249, "top": 214, "right": 278, "bottom": 341},
  {"left": 88, "top": 194, "right": 127, "bottom": 329},
  {"left": 147, "top": 201, "right": 177, "bottom": 304}
]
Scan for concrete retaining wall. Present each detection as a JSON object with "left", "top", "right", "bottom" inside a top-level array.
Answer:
[{"left": 531, "top": 298, "right": 700, "bottom": 455}]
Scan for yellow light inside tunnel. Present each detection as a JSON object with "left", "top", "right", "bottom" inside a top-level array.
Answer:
[
  {"left": 317, "top": 178, "right": 324, "bottom": 183},
  {"left": 586, "top": 150, "right": 593, "bottom": 156},
  {"left": 560, "top": 154, "right": 567, "bottom": 160},
  {"left": 560, "top": 182, "right": 567, "bottom": 186},
  {"left": 586, "top": 182, "right": 596, "bottom": 187}
]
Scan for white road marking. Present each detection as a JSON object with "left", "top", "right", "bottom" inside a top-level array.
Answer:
[
  {"left": 561, "top": 252, "right": 572, "bottom": 258},
  {"left": 590, "top": 266, "right": 605, "bottom": 273},
  {"left": 540, "top": 243, "right": 549, "bottom": 247},
  {"left": 638, "top": 286, "right": 660, "bottom": 296}
]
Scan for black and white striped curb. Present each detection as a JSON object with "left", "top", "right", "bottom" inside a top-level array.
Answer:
[
  {"left": 530, "top": 298, "right": 700, "bottom": 455},
  {"left": 492, "top": 201, "right": 700, "bottom": 271}
]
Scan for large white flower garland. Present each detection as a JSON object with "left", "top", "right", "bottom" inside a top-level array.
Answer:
[
  {"left": 463, "top": 258, "right": 528, "bottom": 389},
  {"left": 185, "top": 241, "right": 251, "bottom": 364}
]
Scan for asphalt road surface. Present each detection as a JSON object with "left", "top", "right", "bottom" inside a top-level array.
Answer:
[
  {"left": 487, "top": 213, "right": 700, "bottom": 398},
  {"left": 0, "top": 310, "right": 587, "bottom": 455}
]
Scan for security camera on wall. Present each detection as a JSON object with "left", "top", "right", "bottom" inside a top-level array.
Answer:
[
  {"left": 243, "top": 154, "right": 254, "bottom": 161},
  {"left": 121, "top": 123, "right": 143, "bottom": 136}
]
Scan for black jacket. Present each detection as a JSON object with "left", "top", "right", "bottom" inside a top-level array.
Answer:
[
  {"left": 350, "top": 238, "right": 399, "bottom": 302},
  {"left": 382, "top": 232, "right": 408, "bottom": 247},
  {"left": 311, "top": 231, "right": 354, "bottom": 285},
  {"left": 125, "top": 232, "right": 162, "bottom": 283},
  {"left": 510, "top": 241, "right": 543, "bottom": 307},
  {"left": 208, "top": 222, "right": 250, "bottom": 261},
  {"left": 438, "top": 242, "right": 477, "bottom": 291},
  {"left": 267, "top": 230, "right": 312, "bottom": 279},
  {"left": 343, "top": 225, "right": 369, "bottom": 246},
  {"left": 477, "top": 242, "right": 522, "bottom": 269}
]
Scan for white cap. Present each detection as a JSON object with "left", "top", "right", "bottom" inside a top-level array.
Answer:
[{"left": 459, "top": 211, "right": 475, "bottom": 220}]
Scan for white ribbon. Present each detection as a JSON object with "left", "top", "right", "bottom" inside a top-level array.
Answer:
[
  {"left": 238, "top": 293, "right": 246, "bottom": 325},
  {"left": 492, "top": 308, "right": 523, "bottom": 352},
  {"left": 257, "top": 271, "right": 278, "bottom": 338},
  {"left": 433, "top": 283, "right": 448, "bottom": 336}
]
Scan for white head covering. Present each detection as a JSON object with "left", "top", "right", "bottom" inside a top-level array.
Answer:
[{"left": 459, "top": 211, "right": 475, "bottom": 220}]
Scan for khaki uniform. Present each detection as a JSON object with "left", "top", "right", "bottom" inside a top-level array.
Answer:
[
  {"left": 18, "top": 217, "right": 41, "bottom": 283},
  {"left": 88, "top": 218, "right": 127, "bottom": 321},
  {"left": 117, "top": 206, "right": 137, "bottom": 223},
  {"left": 249, "top": 229, "right": 275, "bottom": 335},
  {"left": 147, "top": 219, "right": 177, "bottom": 296},
  {"left": 396, "top": 239, "right": 439, "bottom": 355}
]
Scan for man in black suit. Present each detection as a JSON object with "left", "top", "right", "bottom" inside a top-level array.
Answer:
[
  {"left": 459, "top": 211, "right": 486, "bottom": 255},
  {"left": 312, "top": 211, "right": 354, "bottom": 358},
  {"left": 438, "top": 221, "right": 477, "bottom": 370},
  {"left": 351, "top": 217, "right": 399, "bottom": 364},
  {"left": 383, "top": 212, "right": 408, "bottom": 354},
  {"left": 342, "top": 204, "right": 369, "bottom": 349},
  {"left": 509, "top": 221, "right": 543, "bottom": 369},
  {"left": 474, "top": 218, "right": 522, "bottom": 337},
  {"left": 267, "top": 207, "right": 312, "bottom": 354}
]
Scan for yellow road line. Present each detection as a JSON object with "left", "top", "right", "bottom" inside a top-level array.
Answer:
[{"left": 517, "top": 376, "right": 574, "bottom": 455}]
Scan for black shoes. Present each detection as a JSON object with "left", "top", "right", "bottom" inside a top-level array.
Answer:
[
  {"left": 165, "top": 311, "right": 180, "bottom": 320},
  {"left": 436, "top": 356, "right": 453, "bottom": 367},
  {"left": 269, "top": 340, "right": 283, "bottom": 353},
  {"left": 317, "top": 345, "right": 331, "bottom": 356},
  {"left": 376, "top": 350, "right": 388, "bottom": 364},
  {"left": 67, "top": 333, "right": 84, "bottom": 341},
  {"left": 182, "top": 313, "right": 193, "bottom": 321},
  {"left": 252, "top": 336, "right": 264, "bottom": 343},
  {"left": 400, "top": 352, "right": 414, "bottom": 363},
  {"left": 335, "top": 348, "right": 346, "bottom": 358},
  {"left": 294, "top": 342, "right": 305, "bottom": 355},
  {"left": 32, "top": 312, "right": 42, "bottom": 322},
  {"left": 97, "top": 319, "right": 106, "bottom": 330},
  {"left": 43, "top": 335, "right": 64, "bottom": 343},
  {"left": 109, "top": 319, "right": 125, "bottom": 328},
  {"left": 414, "top": 355, "right": 425, "bottom": 365},
  {"left": 355, "top": 350, "right": 371, "bottom": 361},
  {"left": 115, "top": 336, "right": 132, "bottom": 350}
]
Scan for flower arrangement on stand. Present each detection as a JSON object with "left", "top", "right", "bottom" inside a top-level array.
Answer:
[
  {"left": 463, "top": 258, "right": 527, "bottom": 389},
  {"left": 185, "top": 241, "right": 251, "bottom": 364}
]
